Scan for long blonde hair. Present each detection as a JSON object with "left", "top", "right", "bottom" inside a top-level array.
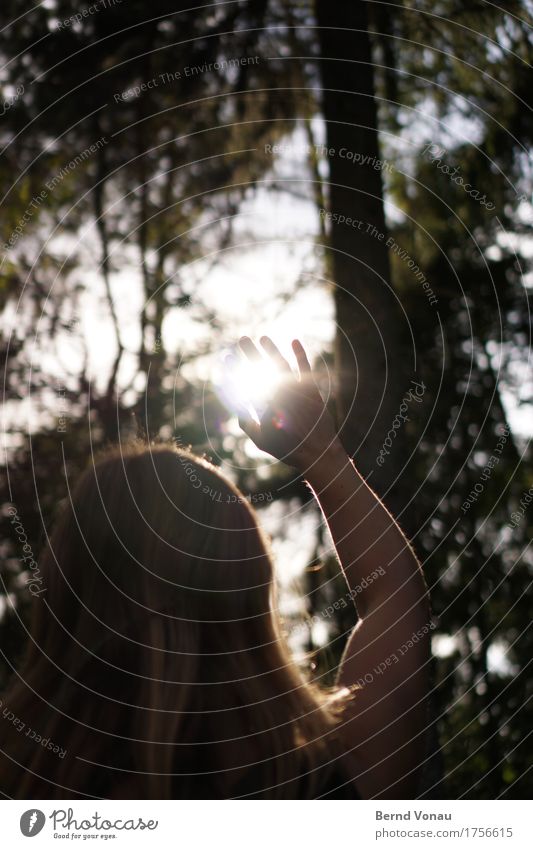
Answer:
[{"left": 0, "top": 443, "right": 350, "bottom": 798}]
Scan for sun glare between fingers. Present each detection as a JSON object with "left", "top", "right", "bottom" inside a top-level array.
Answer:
[{"left": 215, "top": 350, "right": 283, "bottom": 423}]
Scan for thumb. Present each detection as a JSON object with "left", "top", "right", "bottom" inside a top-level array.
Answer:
[
  {"left": 238, "top": 414, "right": 261, "bottom": 444},
  {"left": 236, "top": 403, "right": 261, "bottom": 443}
]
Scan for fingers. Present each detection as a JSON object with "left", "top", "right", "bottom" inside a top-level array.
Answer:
[
  {"left": 259, "top": 336, "right": 291, "bottom": 373},
  {"left": 238, "top": 336, "right": 262, "bottom": 362},
  {"left": 239, "top": 334, "right": 292, "bottom": 374},
  {"left": 291, "top": 339, "right": 311, "bottom": 377}
]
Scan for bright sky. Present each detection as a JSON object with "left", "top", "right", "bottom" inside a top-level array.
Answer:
[{"left": 32, "top": 117, "right": 530, "bottom": 445}]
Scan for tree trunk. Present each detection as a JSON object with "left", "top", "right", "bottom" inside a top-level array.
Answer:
[{"left": 315, "top": 0, "right": 408, "bottom": 511}]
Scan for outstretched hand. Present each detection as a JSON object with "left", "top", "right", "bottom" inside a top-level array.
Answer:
[{"left": 237, "top": 336, "right": 340, "bottom": 473}]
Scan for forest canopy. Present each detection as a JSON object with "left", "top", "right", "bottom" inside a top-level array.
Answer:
[{"left": 0, "top": 0, "right": 532, "bottom": 799}]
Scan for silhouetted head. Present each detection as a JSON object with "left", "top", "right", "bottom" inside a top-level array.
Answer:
[
  {"left": 41, "top": 442, "right": 276, "bottom": 646},
  {"left": 0, "top": 443, "right": 349, "bottom": 798}
]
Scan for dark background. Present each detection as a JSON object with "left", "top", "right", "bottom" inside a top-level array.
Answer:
[{"left": 0, "top": 0, "right": 532, "bottom": 798}]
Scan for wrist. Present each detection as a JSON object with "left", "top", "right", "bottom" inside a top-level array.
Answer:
[{"left": 302, "top": 438, "right": 352, "bottom": 487}]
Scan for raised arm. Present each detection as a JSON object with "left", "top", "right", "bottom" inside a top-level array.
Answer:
[
  {"left": 238, "top": 335, "right": 431, "bottom": 799},
  {"left": 304, "top": 442, "right": 430, "bottom": 798}
]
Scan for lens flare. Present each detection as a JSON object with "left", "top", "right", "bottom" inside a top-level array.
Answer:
[{"left": 214, "top": 350, "right": 282, "bottom": 422}]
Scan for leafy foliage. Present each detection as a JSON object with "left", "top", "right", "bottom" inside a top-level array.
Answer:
[{"left": 0, "top": 0, "right": 531, "bottom": 798}]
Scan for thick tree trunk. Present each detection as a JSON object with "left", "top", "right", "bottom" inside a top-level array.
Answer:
[{"left": 315, "top": 0, "right": 407, "bottom": 510}]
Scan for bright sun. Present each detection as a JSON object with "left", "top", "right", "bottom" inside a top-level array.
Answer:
[{"left": 215, "top": 351, "right": 283, "bottom": 422}]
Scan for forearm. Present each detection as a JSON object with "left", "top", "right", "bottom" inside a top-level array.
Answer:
[
  {"left": 305, "top": 441, "right": 430, "bottom": 797},
  {"left": 304, "top": 440, "right": 428, "bottom": 619}
]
